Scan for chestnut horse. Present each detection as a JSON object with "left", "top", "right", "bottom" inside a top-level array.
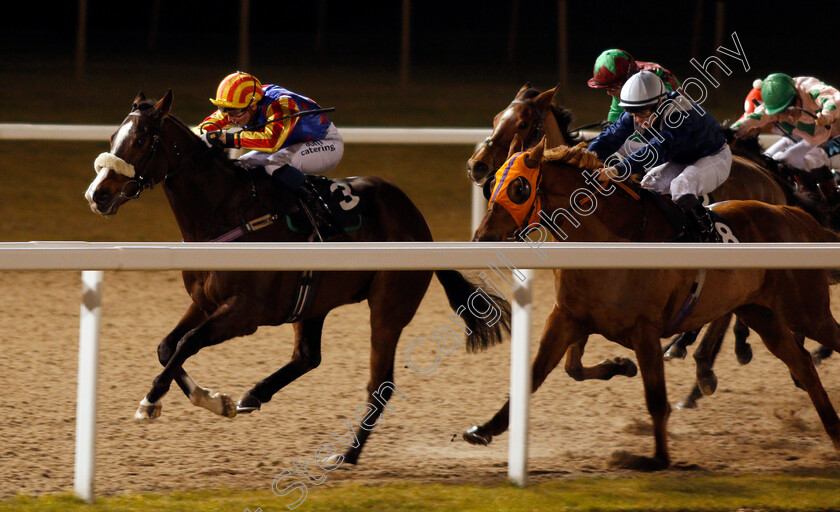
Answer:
[
  {"left": 466, "top": 83, "right": 797, "bottom": 409},
  {"left": 84, "top": 91, "right": 510, "bottom": 465},
  {"left": 463, "top": 139, "right": 840, "bottom": 469}
]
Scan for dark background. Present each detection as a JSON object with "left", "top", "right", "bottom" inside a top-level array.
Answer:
[
  {"left": 3, "top": 0, "right": 837, "bottom": 105},
  {"left": 1, "top": 0, "right": 838, "bottom": 242}
]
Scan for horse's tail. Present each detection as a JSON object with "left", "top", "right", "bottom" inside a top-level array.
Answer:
[{"left": 434, "top": 270, "right": 511, "bottom": 353}]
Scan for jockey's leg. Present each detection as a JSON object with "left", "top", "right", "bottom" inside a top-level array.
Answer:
[
  {"left": 671, "top": 145, "right": 732, "bottom": 243},
  {"left": 640, "top": 161, "right": 684, "bottom": 195},
  {"left": 763, "top": 136, "right": 795, "bottom": 159}
]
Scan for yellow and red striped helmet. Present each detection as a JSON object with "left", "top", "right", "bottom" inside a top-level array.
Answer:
[{"left": 210, "top": 72, "right": 264, "bottom": 109}]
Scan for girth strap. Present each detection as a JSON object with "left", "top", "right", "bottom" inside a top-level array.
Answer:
[
  {"left": 209, "top": 213, "right": 278, "bottom": 242},
  {"left": 665, "top": 269, "right": 707, "bottom": 334},
  {"left": 283, "top": 270, "right": 320, "bottom": 324}
]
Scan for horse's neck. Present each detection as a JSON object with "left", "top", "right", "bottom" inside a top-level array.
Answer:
[
  {"left": 541, "top": 165, "right": 664, "bottom": 242},
  {"left": 543, "top": 109, "right": 567, "bottom": 148},
  {"left": 161, "top": 124, "right": 258, "bottom": 241}
]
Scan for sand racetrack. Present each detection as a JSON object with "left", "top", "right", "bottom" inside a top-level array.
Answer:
[{"left": 1, "top": 268, "right": 839, "bottom": 499}]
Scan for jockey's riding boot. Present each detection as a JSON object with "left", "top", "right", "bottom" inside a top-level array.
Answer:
[
  {"left": 293, "top": 181, "right": 340, "bottom": 237},
  {"left": 675, "top": 194, "right": 721, "bottom": 243},
  {"left": 270, "top": 164, "right": 339, "bottom": 239},
  {"left": 813, "top": 166, "right": 840, "bottom": 206}
]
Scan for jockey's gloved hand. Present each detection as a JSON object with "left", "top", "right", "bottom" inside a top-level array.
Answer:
[
  {"left": 202, "top": 130, "right": 237, "bottom": 148},
  {"left": 199, "top": 133, "right": 214, "bottom": 148},
  {"left": 816, "top": 113, "right": 833, "bottom": 127}
]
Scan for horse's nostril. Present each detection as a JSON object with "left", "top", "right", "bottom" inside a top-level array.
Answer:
[
  {"left": 472, "top": 162, "right": 489, "bottom": 176},
  {"left": 92, "top": 189, "right": 111, "bottom": 206}
]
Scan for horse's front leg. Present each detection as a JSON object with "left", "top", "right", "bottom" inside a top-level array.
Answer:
[
  {"left": 135, "top": 297, "right": 258, "bottom": 420},
  {"left": 563, "top": 340, "right": 637, "bottom": 381},
  {"left": 463, "top": 306, "right": 588, "bottom": 445},
  {"left": 236, "top": 315, "right": 326, "bottom": 413},
  {"left": 691, "top": 313, "right": 731, "bottom": 397}
]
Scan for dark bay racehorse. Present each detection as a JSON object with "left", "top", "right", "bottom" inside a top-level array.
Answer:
[
  {"left": 464, "top": 139, "right": 840, "bottom": 469},
  {"left": 84, "top": 91, "right": 510, "bottom": 465},
  {"left": 466, "top": 83, "right": 821, "bottom": 409}
]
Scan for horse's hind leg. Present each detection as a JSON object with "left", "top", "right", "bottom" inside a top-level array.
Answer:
[
  {"left": 737, "top": 304, "right": 840, "bottom": 449},
  {"left": 340, "top": 270, "right": 431, "bottom": 466},
  {"left": 733, "top": 317, "right": 753, "bottom": 365},
  {"left": 564, "top": 341, "right": 637, "bottom": 381},
  {"left": 463, "top": 305, "right": 588, "bottom": 446},
  {"left": 663, "top": 328, "right": 701, "bottom": 361},
  {"left": 236, "top": 315, "right": 326, "bottom": 413},
  {"left": 609, "top": 324, "right": 671, "bottom": 470}
]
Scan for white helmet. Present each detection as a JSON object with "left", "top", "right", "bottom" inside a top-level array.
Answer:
[{"left": 618, "top": 70, "right": 666, "bottom": 112}]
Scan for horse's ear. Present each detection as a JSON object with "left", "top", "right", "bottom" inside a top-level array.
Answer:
[
  {"left": 525, "top": 136, "right": 546, "bottom": 168},
  {"left": 518, "top": 82, "right": 532, "bottom": 93},
  {"left": 154, "top": 89, "right": 173, "bottom": 117},
  {"left": 533, "top": 85, "right": 558, "bottom": 113},
  {"left": 507, "top": 133, "right": 523, "bottom": 160},
  {"left": 132, "top": 91, "right": 146, "bottom": 110}
]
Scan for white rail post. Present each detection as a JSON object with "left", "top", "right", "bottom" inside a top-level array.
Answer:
[
  {"left": 508, "top": 268, "right": 533, "bottom": 486},
  {"left": 471, "top": 184, "right": 485, "bottom": 236},
  {"left": 74, "top": 270, "right": 103, "bottom": 503}
]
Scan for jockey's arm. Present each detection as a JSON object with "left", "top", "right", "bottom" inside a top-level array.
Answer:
[
  {"left": 192, "top": 110, "right": 231, "bottom": 135},
  {"left": 730, "top": 106, "right": 774, "bottom": 138},
  {"left": 589, "top": 113, "right": 635, "bottom": 160},
  {"left": 236, "top": 98, "right": 301, "bottom": 152}
]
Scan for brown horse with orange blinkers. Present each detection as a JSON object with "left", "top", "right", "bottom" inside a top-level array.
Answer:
[
  {"left": 463, "top": 138, "right": 840, "bottom": 469},
  {"left": 467, "top": 83, "right": 826, "bottom": 409},
  {"left": 84, "top": 90, "right": 511, "bottom": 465}
]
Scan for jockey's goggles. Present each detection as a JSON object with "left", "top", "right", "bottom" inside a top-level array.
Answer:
[
  {"left": 623, "top": 104, "right": 656, "bottom": 115},
  {"left": 219, "top": 106, "right": 249, "bottom": 116}
]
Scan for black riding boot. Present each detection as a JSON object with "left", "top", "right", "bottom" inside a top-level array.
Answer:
[
  {"left": 813, "top": 166, "right": 840, "bottom": 206},
  {"left": 271, "top": 165, "right": 338, "bottom": 238},
  {"left": 675, "top": 194, "right": 721, "bottom": 243}
]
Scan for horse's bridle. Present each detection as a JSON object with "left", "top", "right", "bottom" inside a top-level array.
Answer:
[
  {"left": 479, "top": 99, "right": 546, "bottom": 175},
  {"left": 116, "top": 112, "right": 185, "bottom": 200}
]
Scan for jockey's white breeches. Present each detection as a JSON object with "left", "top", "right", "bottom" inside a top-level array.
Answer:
[
  {"left": 764, "top": 137, "right": 831, "bottom": 171},
  {"left": 640, "top": 144, "right": 732, "bottom": 201},
  {"left": 238, "top": 124, "right": 344, "bottom": 176}
]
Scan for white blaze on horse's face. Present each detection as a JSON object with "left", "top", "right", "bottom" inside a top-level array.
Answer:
[
  {"left": 84, "top": 168, "right": 117, "bottom": 213},
  {"left": 111, "top": 120, "right": 135, "bottom": 156}
]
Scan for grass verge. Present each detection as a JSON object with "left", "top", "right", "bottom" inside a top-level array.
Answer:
[{"left": 3, "top": 472, "right": 840, "bottom": 512}]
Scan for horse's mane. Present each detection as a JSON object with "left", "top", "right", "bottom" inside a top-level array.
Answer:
[
  {"left": 543, "top": 142, "right": 602, "bottom": 170},
  {"left": 134, "top": 98, "right": 253, "bottom": 175}
]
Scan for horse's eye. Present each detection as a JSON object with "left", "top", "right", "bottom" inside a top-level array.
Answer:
[
  {"left": 507, "top": 176, "right": 532, "bottom": 205},
  {"left": 136, "top": 139, "right": 144, "bottom": 146},
  {"left": 518, "top": 122, "right": 529, "bottom": 130},
  {"left": 483, "top": 177, "right": 497, "bottom": 200}
]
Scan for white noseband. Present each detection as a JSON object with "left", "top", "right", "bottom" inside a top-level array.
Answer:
[{"left": 93, "top": 152, "right": 136, "bottom": 178}]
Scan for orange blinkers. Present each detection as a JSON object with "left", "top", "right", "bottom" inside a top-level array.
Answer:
[{"left": 488, "top": 151, "right": 542, "bottom": 226}]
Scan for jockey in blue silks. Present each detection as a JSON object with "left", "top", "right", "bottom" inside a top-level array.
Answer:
[{"left": 588, "top": 70, "right": 732, "bottom": 242}]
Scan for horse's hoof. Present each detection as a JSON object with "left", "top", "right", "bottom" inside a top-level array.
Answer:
[
  {"left": 463, "top": 426, "right": 492, "bottom": 446},
  {"left": 617, "top": 358, "right": 638, "bottom": 377},
  {"left": 736, "top": 343, "right": 753, "bottom": 365},
  {"left": 664, "top": 344, "right": 687, "bottom": 361},
  {"left": 676, "top": 400, "right": 698, "bottom": 410},
  {"left": 215, "top": 393, "right": 238, "bottom": 418},
  {"left": 608, "top": 450, "right": 669, "bottom": 471},
  {"left": 236, "top": 394, "right": 262, "bottom": 414},
  {"left": 697, "top": 370, "right": 717, "bottom": 396},
  {"left": 134, "top": 398, "right": 162, "bottom": 421}
]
